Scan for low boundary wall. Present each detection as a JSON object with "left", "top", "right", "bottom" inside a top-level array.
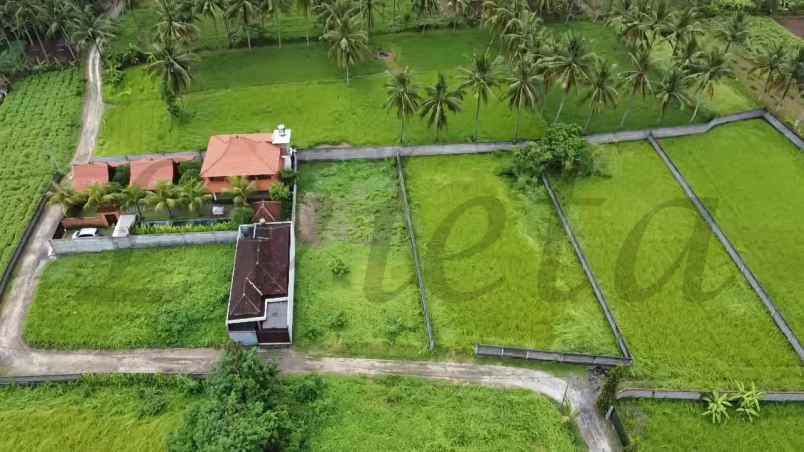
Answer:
[
  {"left": 617, "top": 387, "right": 804, "bottom": 403},
  {"left": 48, "top": 230, "right": 238, "bottom": 255},
  {"left": 395, "top": 154, "right": 436, "bottom": 351},
  {"left": 475, "top": 344, "right": 629, "bottom": 367},
  {"left": 648, "top": 134, "right": 804, "bottom": 362}
]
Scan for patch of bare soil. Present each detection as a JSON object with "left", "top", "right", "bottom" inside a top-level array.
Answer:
[
  {"left": 775, "top": 16, "right": 804, "bottom": 37},
  {"left": 298, "top": 194, "right": 321, "bottom": 244}
]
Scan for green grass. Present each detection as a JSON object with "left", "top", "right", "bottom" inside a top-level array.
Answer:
[
  {"left": 0, "top": 375, "right": 201, "bottom": 452},
  {"left": 404, "top": 153, "right": 619, "bottom": 356},
  {"left": 97, "top": 23, "right": 706, "bottom": 156},
  {"left": 303, "top": 374, "right": 584, "bottom": 451},
  {"left": 0, "top": 69, "right": 83, "bottom": 277},
  {"left": 24, "top": 245, "right": 233, "bottom": 349},
  {"left": 618, "top": 399, "right": 804, "bottom": 451},
  {"left": 554, "top": 141, "right": 802, "bottom": 389},
  {"left": 661, "top": 120, "right": 804, "bottom": 340},
  {"left": 294, "top": 160, "right": 428, "bottom": 358}
]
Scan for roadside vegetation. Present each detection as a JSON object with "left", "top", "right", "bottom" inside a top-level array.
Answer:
[
  {"left": 24, "top": 245, "right": 233, "bottom": 349},
  {"left": 661, "top": 120, "right": 804, "bottom": 339},
  {"left": 0, "top": 349, "right": 583, "bottom": 451},
  {"left": 554, "top": 141, "right": 802, "bottom": 389},
  {"left": 404, "top": 152, "right": 619, "bottom": 356},
  {"left": 0, "top": 69, "right": 83, "bottom": 277},
  {"left": 294, "top": 160, "right": 427, "bottom": 358}
]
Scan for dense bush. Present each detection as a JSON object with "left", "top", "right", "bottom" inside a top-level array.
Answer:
[
  {"left": 230, "top": 206, "right": 255, "bottom": 225},
  {"left": 178, "top": 160, "right": 203, "bottom": 184},
  {"left": 511, "top": 123, "right": 594, "bottom": 180},
  {"left": 0, "top": 41, "right": 27, "bottom": 76},
  {"left": 112, "top": 165, "right": 130, "bottom": 185}
]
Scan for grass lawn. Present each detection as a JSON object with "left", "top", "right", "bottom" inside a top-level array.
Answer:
[
  {"left": 97, "top": 23, "right": 707, "bottom": 156},
  {"left": 0, "top": 375, "right": 201, "bottom": 452},
  {"left": 404, "top": 153, "right": 619, "bottom": 356},
  {"left": 660, "top": 120, "right": 804, "bottom": 339},
  {"left": 554, "top": 141, "right": 802, "bottom": 389},
  {"left": 304, "top": 375, "right": 584, "bottom": 451},
  {"left": 0, "top": 69, "right": 83, "bottom": 277},
  {"left": 618, "top": 399, "right": 804, "bottom": 451},
  {"left": 294, "top": 160, "right": 427, "bottom": 358},
  {"left": 24, "top": 245, "right": 233, "bottom": 349}
]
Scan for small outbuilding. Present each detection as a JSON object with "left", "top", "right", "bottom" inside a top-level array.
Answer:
[
  {"left": 129, "top": 158, "right": 177, "bottom": 190},
  {"left": 72, "top": 162, "right": 111, "bottom": 192}
]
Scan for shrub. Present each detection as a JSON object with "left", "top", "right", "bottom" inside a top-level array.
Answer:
[
  {"left": 112, "top": 165, "right": 130, "bottom": 186},
  {"left": 136, "top": 387, "right": 168, "bottom": 418},
  {"left": 329, "top": 311, "right": 349, "bottom": 330},
  {"left": 329, "top": 256, "right": 350, "bottom": 277},
  {"left": 511, "top": 123, "right": 593, "bottom": 180},
  {"left": 268, "top": 182, "right": 291, "bottom": 202},
  {"left": 0, "top": 41, "right": 27, "bottom": 75},
  {"left": 596, "top": 366, "right": 625, "bottom": 415},
  {"left": 230, "top": 206, "right": 255, "bottom": 225},
  {"left": 734, "top": 382, "right": 764, "bottom": 422},
  {"left": 702, "top": 391, "right": 733, "bottom": 424},
  {"left": 178, "top": 160, "right": 203, "bottom": 184}
]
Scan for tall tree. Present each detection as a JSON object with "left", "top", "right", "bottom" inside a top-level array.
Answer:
[
  {"left": 413, "top": 0, "right": 440, "bottom": 17},
  {"left": 69, "top": 4, "right": 116, "bottom": 57},
  {"left": 196, "top": 0, "right": 225, "bottom": 36},
  {"left": 321, "top": 7, "right": 368, "bottom": 85},
  {"left": 155, "top": 0, "right": 198, "bottom": 46},
  {"left": 717, "top": 11, "right": 750, "bottom": 54},
  {"left": 227, "top": 0, "right": 260, "bottom": 49},
  {"left": 778, "top": 47, "right": 804, "bottom": 108},
  {"left": 581, "top": 59, "right": 618, "bottom": 131},
  {"left": 384, "top": 67, "right": 421, "bottom": 144},
  {"left": 145, "top": 182, "right": 182, "bottom": 218},
  {"left": 296, "top": 0, "right": 313, "bottom": 46},
  {"left": 226, "top": 176, "right": 257, "bottom": 207},
  {"left": 503, "top": 59, "right": 540, "bottom": 142},
  {"left": 655, "top": 68, "right": 691, "bottom": 123},
  {"left": 618, "top": 48, "right": 653, "bottom": 128},
  {"left": 180, "top": 180, "right": 212, "bottom": 213},
  {"left": 546, "top": 33, "right": 596, "bottom": 123},
  {"left": 119, "top": 185, "right": 148, "bottom": 219},
  {"left": 419, "top": 73, "right": 464, "bottom": 141},
  {"left": 459, "top": 51, "right": 501, "bottom": 142},
  {"left": 688, "top": 49, "right": 733, "bottom": 122},
  {"left": 146, "top": 41, "right": 197, "bottom": 107},
  {"left": 750, "top": 41, "right": 787, "bottom": 104}
]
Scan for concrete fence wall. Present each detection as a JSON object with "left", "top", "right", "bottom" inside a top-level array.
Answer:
[
  {"left": 617, "top": 388, "right": 804, "bottom": 403},
  {"left": 476, "top": 344, "right": 630, "bottom": 367},
  {"left": 49, "top": 231, "right": 238, "bottom": 255}
]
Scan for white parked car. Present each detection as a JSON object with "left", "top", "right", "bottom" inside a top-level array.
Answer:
[{"left": 72, "top": 228, "right": 102, "bottom": 240}]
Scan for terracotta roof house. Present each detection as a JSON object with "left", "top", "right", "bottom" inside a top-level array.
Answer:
[
  {"left": 129, "top": 158, "right": 177, "bottom": 190},
  {"left": 200, "top": 130, "right": 291, "bottom": 196},
  {"left": 227, "top": 222, "right": 295, "bottom": 345},
  {"left": 72, "top": 162, "right": 111, "bottom": 192}
]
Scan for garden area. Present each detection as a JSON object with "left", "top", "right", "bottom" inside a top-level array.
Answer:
[
  {"left": 403, "top": 153, "right": 619, "bottom": 356},
  {"left": 23, "top": 245, "right": 233, "bottom": 349},
  {"left": 661, "top": 120, "right": 804, "bottom": 338},
  {"left": 0, "top": 69, "right": 83, "bottom": 277},
  {"left": 553, "top": 140, "right": 802, "bottom": 389},
  {"left": 293, "top": 160, "right": 427, "bottom": 358},
  {"left": 0, "top": 349, "right": 583, "bottom": 451}
]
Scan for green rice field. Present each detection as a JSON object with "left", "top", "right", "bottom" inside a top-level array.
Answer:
[
  {"left": 554, "top": 141, "right": 802, "bottom": 389},
  {"left": 661, "top": 120, "right": 804, "bottom": 339},
  {"left": 404, "top": 153, "right": 619, "bottom": 356}
]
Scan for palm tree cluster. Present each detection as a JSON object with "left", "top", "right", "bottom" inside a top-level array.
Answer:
[
  {"left": 316, "top": 0, "right": 370, "bottom": 84},
  {"left": 49, "top": 173, "right": 290, "bottom": 220},
  {"left": 0, "top": 0, "right": 115, "bottom": 64}
]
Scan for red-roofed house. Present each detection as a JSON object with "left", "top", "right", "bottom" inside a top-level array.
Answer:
[
  {"left": 200, "top": 132, "right": 290, "bottom": 196},
  {"left": 129, "top": 158, "right": 177, "bottom": 190},
  {"left": 72, "top": 162, "right": 111, "bottom": 192}
]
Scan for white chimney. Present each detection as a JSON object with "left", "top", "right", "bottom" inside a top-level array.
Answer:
[{"left": 272, "top": 124, "right": 291, "bottom": 154}]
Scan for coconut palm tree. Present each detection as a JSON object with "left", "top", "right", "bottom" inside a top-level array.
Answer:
[
  {"left": 420, "top": 73, "right": 464, "bottom": 141},
  {"left": 655, "top": 68, "right": 691, "bottom": 123},
  {"left": 413, "top": 0, "right": 440, "bottom": 17},
  {"left": 665, "top": 6, "right": 702, "bottom": 57},
  {"left": 717, "top": 11, "right": 750, "bottom": 54},
  {"left": 447, "top": 0, "right": 470, "bottom": 30},
  {"left": 296, "top": 0, "right": 313, "bottom": 46},
  {"left": 619, "top": 48, "right": 653, "bottom": 128},
  {"left": 227, "top": 0, "right": 260, "bottom": 49},
  {"left": 459, "top": 51, "right": 501, "bottom": 142},
  {"left": 750, "top": 41, "right": 788, "bottom": 104},
  {"left": 180, "top": 180, "right": 212, "bottom": 213},
  {"left": 83, "top": 183, "right": 120, "bottom": 212},
  {"left": 503, "top": 59, "right": 540, "bottom": 142},
  {"left": 778, "top": 47, "right": 804, "bottom": 108},
  {"left": 119, "top": 185, "right": 148, "bottom": 219},
  {"left": 688, "top": 49, "right": 733, "bottom": 122},
  {"left": 196, "top": 0, "right": 225, "bottom": 35},
  {"left": 147, "top": 41, "right": 197, "bottom": 106},
  {"left": 146, "top": 182, "right": 182, "bottom": 218},
  {"left": 48, "top": 182, "right": 84, "bottom": 211},
  {"left": 546, "top": 33, "right": 596, "bottom": 123},
  {"left": 384, "top": 67, "right": 421, "bottom": 144},
  {"left": 316, "top": 0, "right": 357, "bottom": 31},
  {"left": 321, "top": 8, "right": 368, "bottom": 85},
  {"left": 269, "top": 0, "right": 295, "bottom": 48},
  {"left": 69, "top": 4, "right": 116, "bottom": 57},
  {"left": 226, "top": 176, "right": 257, "bottom": 207},
  {"left": 581, "top": 59, "right": 618, "bottom": 131},
  {"left": 155, "top": 0, "right": 199, "bottom": 46},
  {"left": 38, "top": 0, "right": 76, "bottom": 60}
]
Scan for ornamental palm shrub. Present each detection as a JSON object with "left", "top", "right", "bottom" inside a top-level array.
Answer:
[
  {"left": 734, "top": 382, "right": 764, "bottom": 422},
  {"left": 702, "top": 390, "right": 732, "bottom": 424}
]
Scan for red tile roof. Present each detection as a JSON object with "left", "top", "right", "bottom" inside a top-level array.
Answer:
[
  {"left": 201, "top": 134, "right": 283, "bottom": 179},
  {"left": 129, "top": 159, "right": 176, "bottom": 190},
  {"left": 73, "top": 163, "right": 111, "bottom": 192}
]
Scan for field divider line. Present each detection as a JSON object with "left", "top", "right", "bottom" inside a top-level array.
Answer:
[
  {"left": 475, "top": 344, "right": 630, "bottom": 367},
  {"left": 617, "top": 387, "right": 804, "bottom": 403},
  {"left": 648, "top": 133, "right": 804, "bottom": 362},
  {"left": 395, "top": 153, "right": 436, "bottom": 352},
  {"left": 541, "top": 175, "right": 633, "bottom": 363},
  {"left": 762, "top": 112, "right": 804, "bottom": 150}
]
